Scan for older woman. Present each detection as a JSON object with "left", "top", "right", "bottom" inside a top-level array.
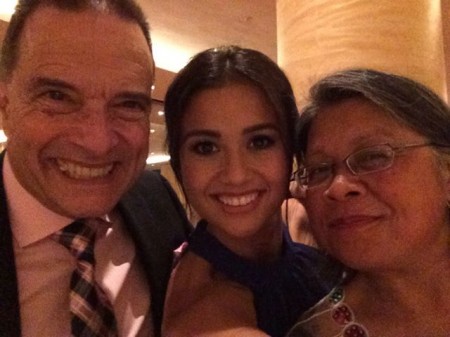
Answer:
[{"left": 287, "top": 69, "right": 450, "bottom": 336}]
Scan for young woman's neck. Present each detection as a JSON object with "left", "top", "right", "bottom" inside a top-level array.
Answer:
[{"left": 208, "top": 217, "right": 284, "bottom": 263}]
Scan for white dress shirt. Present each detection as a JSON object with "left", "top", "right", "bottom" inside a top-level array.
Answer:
[{"left": 4, "top": 154, "right": 152, "bottom": 337}]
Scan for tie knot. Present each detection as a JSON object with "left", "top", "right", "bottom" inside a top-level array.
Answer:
[{"left": 53, "top": 220, "right": 97, "bottom": 261}]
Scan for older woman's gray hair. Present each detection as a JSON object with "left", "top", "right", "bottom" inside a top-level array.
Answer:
[{"left": 295, "top": 69, "right": 450, "bottom": 167}]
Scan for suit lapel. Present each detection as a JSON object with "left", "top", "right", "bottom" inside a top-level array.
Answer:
[
  {"left": 118, "top": 173, "right": 185, "bottom": 337},
  {"left": 119, "top": 190, "right": 174, "bottom": 305},
  {"left": 0, "top": 152, "right": 22, "bottom": 336}
]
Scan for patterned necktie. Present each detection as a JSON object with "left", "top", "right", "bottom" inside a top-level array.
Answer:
[{"left": 53, "top": 219, "right": 117, "bottom": 337}]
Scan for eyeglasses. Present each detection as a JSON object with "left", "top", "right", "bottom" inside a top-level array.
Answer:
[{"left": 294, "top": 142, "right": 449, "bottom": 189}]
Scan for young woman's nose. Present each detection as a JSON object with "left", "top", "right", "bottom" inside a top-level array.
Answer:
[{"left": 221, "top": 150, "right": 250, "bottom": 185}]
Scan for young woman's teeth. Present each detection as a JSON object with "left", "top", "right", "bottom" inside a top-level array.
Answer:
[{"left": 219, "top": 193, "right": 258, "bottom": 206}]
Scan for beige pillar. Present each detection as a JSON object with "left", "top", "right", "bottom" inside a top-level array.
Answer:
[
  {"left": 441, "top": 0, "right": 450, "bottom": 100},
  {"left": 277, "top": 0, "right": 447, "bottom": 105},
  {"left": 0, "top": 20, "right": 8, "bottom": 134}
]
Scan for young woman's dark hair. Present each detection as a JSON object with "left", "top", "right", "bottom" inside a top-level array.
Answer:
[{"left": 164, "top": 45, "right": 299, "bottom": 184}]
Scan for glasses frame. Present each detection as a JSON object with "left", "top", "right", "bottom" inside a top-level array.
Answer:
[{"left": 294, "top": 142, "right": 450, "bottom": 189}]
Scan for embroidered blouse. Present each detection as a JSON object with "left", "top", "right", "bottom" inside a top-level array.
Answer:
[{"left": 286, "top": 287, "right": 370, "bottom": 337}]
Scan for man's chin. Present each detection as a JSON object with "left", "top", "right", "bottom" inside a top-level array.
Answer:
[{"left": 47, "top": 196, "right": 119, "bottom": 219}]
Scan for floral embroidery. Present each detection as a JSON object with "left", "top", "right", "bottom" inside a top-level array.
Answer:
[
  {"left": 343, "top": 323, "right": 369, "bottom": 337},
  {"left": 332, "top": 303, "right": 353, "bottom": 325},
  {"left": 328, "top": 288, "right": 369, "bottom": 337},
  {"left": 286, "top": 288, "right": 373, "bottom": 337},
  {"left": 329, "top": 287, "right": 344, "bottom": 304}
]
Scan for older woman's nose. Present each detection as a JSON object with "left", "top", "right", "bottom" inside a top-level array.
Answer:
[{"left": 323, "top": 172, "right": 365, "bottom": 201}]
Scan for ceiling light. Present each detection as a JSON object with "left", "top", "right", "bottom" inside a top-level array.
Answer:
[
  {"left": 0, "top": 130, "right": 7, "bottom": 143},
  {"left": 146, "top": 154, "right": 170, "bottom": 165},
  {"left": 152, "top": 40, "right": 191, "bottom": 73},
  {"left": 0, "top": 0, "right": 17, "bottom": 21}
]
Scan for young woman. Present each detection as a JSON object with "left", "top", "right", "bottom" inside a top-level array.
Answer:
[{"left": 161, "top": 45, "right": 338, "bottom": 337}]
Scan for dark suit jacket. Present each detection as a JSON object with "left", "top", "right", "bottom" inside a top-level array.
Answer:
[{"left": 0, "top": 153, "right": 192, "bottom": 337}]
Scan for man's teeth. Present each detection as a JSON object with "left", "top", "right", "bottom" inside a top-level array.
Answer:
[
  {"left": 57, "top": 159, "right": 113, "bottom": 179},
  {"left": 219, "top": 193, "right": 258, "bottom": 206}
]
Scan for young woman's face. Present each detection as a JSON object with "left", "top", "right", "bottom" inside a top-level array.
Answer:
[
  {"left": 179, "top": 83, "right": 290, "bottom": 245},
  {"left": 302, "top": 97, "right": 450, "bottom": 272}
]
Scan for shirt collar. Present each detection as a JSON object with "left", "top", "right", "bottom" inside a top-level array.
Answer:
[{"left": 4, "top": 153, "right": 75, "bottom": 248}]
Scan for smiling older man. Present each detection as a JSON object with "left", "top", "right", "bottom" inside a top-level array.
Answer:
[{"left": 0, "top": 1, "right": 191, "bottom": 336}]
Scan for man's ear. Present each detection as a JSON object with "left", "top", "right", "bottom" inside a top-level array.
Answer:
[{"left": 0, "top": 82, "right": 10, "bottom": 136}]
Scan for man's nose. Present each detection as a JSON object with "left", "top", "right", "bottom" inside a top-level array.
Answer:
[{"left": 72, "top": 107, "right": 119, "bottom": 156}]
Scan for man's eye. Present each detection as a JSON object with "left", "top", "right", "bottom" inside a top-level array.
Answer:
[
  {"left": 113, "top": 99, "right": 150, "bottom": 121},
  {"left": 250, "top": 135, "right": 275, "bottom": 150},
  {"left": 120, "top": 100, "right": 146, "bottom": 111},
  {"left": 191, "top": 141, "right": 218, "bottom": 155},
  {"left": 46, "top": 90, "right": 67, "bottom": 101},
  {"left": 37, "top": 89, "right": 77, "bottom": 115}
]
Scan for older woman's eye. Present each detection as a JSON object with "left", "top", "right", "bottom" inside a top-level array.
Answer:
[
  {"left": 352, "top": 147, "right": 393, "bottom": 172},
  {"left": 307, "top": 163, "right": 333, "bottom": 185}
]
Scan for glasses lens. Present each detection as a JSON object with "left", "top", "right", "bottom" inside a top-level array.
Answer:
[
  {"left": 302, "top": 163, "right": 333, "bottom": 187},
  {"left": 348, "top": 145, "right": 394, "bottom": 174}
]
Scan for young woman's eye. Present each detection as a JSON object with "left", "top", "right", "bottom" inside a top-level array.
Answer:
[
  {"left": 250, "top": 135, "right": 275, "bottom": 150},
  {"left": 191, "top": 141, "right": 218, "bottom": 155}
]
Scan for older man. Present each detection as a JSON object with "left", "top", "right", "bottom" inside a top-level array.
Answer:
[{"left": 0, "top": 1, "right": 190, "bottom": 336}]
